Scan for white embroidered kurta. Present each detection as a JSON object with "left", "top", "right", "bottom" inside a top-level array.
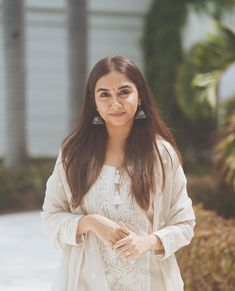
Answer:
[
  {"left": 79, "top": 164, "right": 166, "bottom": 291},
  {"left": 40, "top": 138, "right": 196, "bottom": 291}
]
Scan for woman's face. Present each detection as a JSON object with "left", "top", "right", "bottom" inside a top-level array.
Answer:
[{"left": 94, "top": 71, "right": 140, "bottom": 129}]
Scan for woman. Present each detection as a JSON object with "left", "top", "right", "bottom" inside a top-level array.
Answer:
[{"left": 41, "top": 56, "right": 196, "bottom": 291}]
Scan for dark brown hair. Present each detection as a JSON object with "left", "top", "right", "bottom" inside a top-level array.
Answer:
[{"left": 61, "top": 56, "right": 181, "bottom": 211}]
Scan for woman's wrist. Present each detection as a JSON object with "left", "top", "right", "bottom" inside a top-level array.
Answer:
[
  {"left": 147, "top": 233, "right": 164, "bottom": 254},
  {"left": 77, "top": 214, "right": 96, "bottom": 235}
]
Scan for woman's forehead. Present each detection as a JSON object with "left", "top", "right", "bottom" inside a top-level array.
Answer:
[{"left": 95, "top": 71, "right": 135, "bottom": 91}]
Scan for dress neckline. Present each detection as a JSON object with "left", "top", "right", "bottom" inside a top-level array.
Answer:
[{"left": 103, "top": 164, "right": 118, "bottom": 170}]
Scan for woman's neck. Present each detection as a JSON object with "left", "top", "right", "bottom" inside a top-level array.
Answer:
[{"left": 106, "top": 124, "right": 131, "bottom": 151}]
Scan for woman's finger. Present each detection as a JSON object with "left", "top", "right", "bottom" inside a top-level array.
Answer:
[
  {"left": 112, "top": 232, "right": 123, "bottom": 242},
  {"left": 118, "top": 222, "right": 131, "bottom": 234},
  {"left": 113, "top": 237, "right": 129, "bottom": 249},
  {"left": 118, "top": 229, "right": 129, "bottom": 238},
  {"left": 120, "top": 230, "right": 129, "bottom": 237},
  {"left": 125, "top": 250, "right": 136, "bottom": 260},
  {"left": 116, "top": 244, "right": 131, "bottom": 255}
]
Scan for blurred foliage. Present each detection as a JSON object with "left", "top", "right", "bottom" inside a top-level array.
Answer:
[
  {"left": 178, "top": 22, "right": 235, "bottom": 193},
  {"left": 0, "top": 158, "right": 54, "bottom": 213},
  {"left": 213, "top": 96, "right": 235, "bottom": 190},
  {"left": 185, "top": 0, "right": 235, "bottom": 19},
  {"left": 177, "top": 204, "right": 235, "bottom": 290},
  {"left": 188, "top": 173, "right": 235, "bottom": 218},
  {"left": 177, "top": 23, "right": 235, "bottom": 121},
  {"left": 177, "top": 23, "right": 235, "bottom": 215},
  {"left": 143, "top": 0, "right": 187, "bottom": 141},
  {"left": 143, "top": 0, "right": 234, "bottom": 159},
  {"left": 177, "top": 44, "right": 217, "bottom": 121}
]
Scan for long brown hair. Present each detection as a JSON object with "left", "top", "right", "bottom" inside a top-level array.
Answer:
[{"left": 61, "top": 56, "right": 181, "bottom": 211}]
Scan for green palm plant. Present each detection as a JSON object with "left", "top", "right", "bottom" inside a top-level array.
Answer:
[
  {"left": 143, "top": 0, "right": 235, "bottom": 158},
  {"left": 177, "top": 22, "right": 235, "bottom": 121},
  {"left": 177, "top": 22, "right": 235, "bottom": 197},
  {"left": 214, "top": 96, "right": 235, "bottom": 190}
]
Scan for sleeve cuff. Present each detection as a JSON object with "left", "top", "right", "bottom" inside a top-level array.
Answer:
[
  {"left": 58, "top": 214, "right": 86, "bottom": 247},
  {"left": 152, "top": 228, "right": 174, "bottom": 260}
]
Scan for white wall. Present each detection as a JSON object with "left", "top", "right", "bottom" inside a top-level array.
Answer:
[{"left": 26, "top": 6, "right": 68, "bottom": 156}]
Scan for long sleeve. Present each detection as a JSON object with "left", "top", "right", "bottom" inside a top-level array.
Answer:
[
  {"left": 40, "top": 149, "right": 86, "bottom": 250},
  {"left": 153, "top": 144, "right": 196, "bottom": 260}
]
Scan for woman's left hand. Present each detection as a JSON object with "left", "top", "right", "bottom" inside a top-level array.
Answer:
[{"left": 113, "top": 222, "right": 158, "bottom": 259}]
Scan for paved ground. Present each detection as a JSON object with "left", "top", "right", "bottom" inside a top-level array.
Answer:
[{"left": 0, "top": 211, "right": 60, "bottom": 291}]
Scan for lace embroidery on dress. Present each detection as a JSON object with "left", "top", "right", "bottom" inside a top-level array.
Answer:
[{"left": 83, "top": 166, "right": 152, "bottom": 291}]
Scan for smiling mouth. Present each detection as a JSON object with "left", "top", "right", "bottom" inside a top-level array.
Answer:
[{"left": 110, "top": 112, "right": 126, "bottom": 117}]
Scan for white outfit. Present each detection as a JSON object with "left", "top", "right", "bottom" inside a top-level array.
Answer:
[{"left": 40, "top": 138, "right": 196, "bottom": 291}]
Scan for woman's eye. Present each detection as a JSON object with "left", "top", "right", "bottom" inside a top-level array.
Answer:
[
  {"left": 119, "top": 90, "right": 130, "bottom": 95},
  {"left": 100, "top": 92, "right": 110, "bottom": 97}
]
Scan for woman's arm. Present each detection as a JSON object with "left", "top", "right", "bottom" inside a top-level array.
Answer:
[
  {"left": 41, "top": 148, "right": 129, "bottom": 250},
  {"left": 148, "top": 233, "right": 165, "bottom": 255},
  {"left": 77, "top": 214, "right": 129, "bottom": 246},
  {"left": 153, "top": 143, "right": 196, "bottom": 260},
  {"left": 40, "top": 149, "right": 86, "bottom": 250},
  {"left": 76, "top": 215, "right": 92, "bottom": 236},
  {"left": 112, "top": 223, "right": 165, "bottom": 259}
]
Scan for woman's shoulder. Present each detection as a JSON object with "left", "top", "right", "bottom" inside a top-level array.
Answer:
[
  {"left": 52, "top": 147, "right": 65, "bottom": 177},
  {"left": 155, "top": 135, "right": 179, "bottom": 169},
  {"left": 54, "top": 147, "right": 63, "bottom": 168}
]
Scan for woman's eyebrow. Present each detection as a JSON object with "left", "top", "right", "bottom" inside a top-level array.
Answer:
[
  {"left": 119, "top": 84, "right": 132, "bottom": 89},
  {"left": 96, "top": 88, "right": 109, "bottom": 93},
  {"left": 96, "top": 84, "right": 132, "bottom": 93}
]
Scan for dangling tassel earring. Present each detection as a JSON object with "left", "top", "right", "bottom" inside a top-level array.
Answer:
[
  {"left": 135, "top": 103, "right": 147, "bottom": 119},
  {"left": 92, "top": 111, "right": 104, "bottom": 125}
]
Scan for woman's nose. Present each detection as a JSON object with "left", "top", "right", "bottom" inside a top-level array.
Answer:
[{"left": 110, "top": 95, "right": 122, "bottom": 108}]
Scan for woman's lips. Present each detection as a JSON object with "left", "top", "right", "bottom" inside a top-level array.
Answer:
[{"left": 110, "top": 112, "right": 126, "bottom": 117}]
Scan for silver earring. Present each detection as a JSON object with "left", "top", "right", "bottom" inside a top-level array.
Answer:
[
  {"left": 92, "top": 111, "right": 104, "bottom": 125},
  {"left": 135, "top": 104, "right": 147, "bottom": 119}
]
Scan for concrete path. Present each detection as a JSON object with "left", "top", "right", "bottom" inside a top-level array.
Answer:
[{"left": 0, "top": 211, "right": 60, "bottom": 291}]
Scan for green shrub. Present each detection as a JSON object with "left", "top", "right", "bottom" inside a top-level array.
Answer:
[
  {"left": 143, "top": 1, "right": 233, "bottom": 159},
  {"left": 0, "top": 159, "right": 54, "bottom": 213},
  {"left": 187, "top": 174, "right": 235, "bottom": 218},
  {"left": 143, "top": 0, "right": 188, "bottom": 148},
  {"left": 213, "top": 95, "right": 235, "bottom": 191},
  {"left": 177, "top": 204, "right": 235, "bottom": 291}
]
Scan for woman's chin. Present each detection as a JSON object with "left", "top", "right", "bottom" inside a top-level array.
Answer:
[{"left": 106, "top": 118, "right": 133, "bottom": 128}]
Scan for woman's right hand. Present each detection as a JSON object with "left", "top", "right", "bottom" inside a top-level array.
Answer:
[{"left": 87, "top": 214, "right": 129, "bottom": 246}]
